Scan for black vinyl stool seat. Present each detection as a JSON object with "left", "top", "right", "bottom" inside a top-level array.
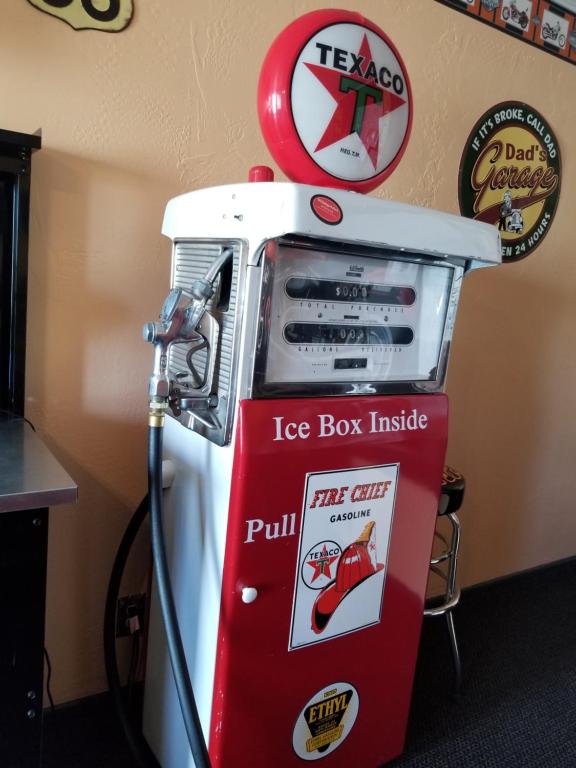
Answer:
[{"left": 424, "top": 465, "right": 465, "bottom": 696}]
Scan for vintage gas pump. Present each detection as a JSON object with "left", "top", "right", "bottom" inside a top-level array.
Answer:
[{"left": 141, "top": 9, "right": 501, "bottom": 768}]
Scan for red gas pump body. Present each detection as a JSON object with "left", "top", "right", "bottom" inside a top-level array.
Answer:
[{"left": 210, "top": 394, "right": 447, "bottom": 766}]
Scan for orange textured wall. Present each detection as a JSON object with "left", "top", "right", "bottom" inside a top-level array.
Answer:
[{"left": 0, "top": 0, "right": 573, "bottom": 703}]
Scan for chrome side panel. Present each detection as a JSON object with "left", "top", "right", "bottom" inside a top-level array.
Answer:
[{"left": 168, "top": 239, "right": 247, "bottom": 446}]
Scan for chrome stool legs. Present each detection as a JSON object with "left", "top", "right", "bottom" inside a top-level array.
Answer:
[
  {"left": 424, "top": 467, "right": 465, "bottom": 698},
  {"left": 445, "top": 612, "right": 462, "bottom": 697}
]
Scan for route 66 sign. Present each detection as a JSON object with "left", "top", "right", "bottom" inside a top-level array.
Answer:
[{"left": 27, "top": 0, "right": 133, "bottom": 32}]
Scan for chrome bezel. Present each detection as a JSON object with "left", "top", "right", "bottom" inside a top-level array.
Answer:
[{"left": 250, "top": 237, "right": 465, "bottom": 399}]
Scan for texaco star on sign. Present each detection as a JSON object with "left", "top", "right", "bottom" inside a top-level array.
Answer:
[
  {"left": 258, "top": 10, "right": 412, "bottom": 192},
  {"left": 306, "top": 544, "right": 339, "bottom": 584},
  {"left": 303, "top": 34, "right": 406, "bottom": 170}
]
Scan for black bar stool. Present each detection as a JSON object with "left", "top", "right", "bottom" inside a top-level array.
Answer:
[{"left": 424, "top": 465, "right": 465, "bottom": 696}]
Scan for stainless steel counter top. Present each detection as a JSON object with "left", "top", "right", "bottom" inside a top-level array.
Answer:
[{"left": 0, "top": 417, "right": 77, "bottom": 513}]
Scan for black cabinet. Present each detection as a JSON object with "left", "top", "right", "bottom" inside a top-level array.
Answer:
[
  {"left": 0, "top": 418, "right": 77, "bottom": 768},
  {"left": 0, "top": 507, "right": 48, "bottom": 768},
  {"left": 0, "top": 128, "right": 41, "bottom": 416},
  {"left": 0, "top": 129, "right": 74, "bottom": 768}
]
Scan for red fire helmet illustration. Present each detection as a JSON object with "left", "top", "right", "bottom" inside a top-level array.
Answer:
[{"left": 312, "top": 521, "right": 383, "bottom": 633}]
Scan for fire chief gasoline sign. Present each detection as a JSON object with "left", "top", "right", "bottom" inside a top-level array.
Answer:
[{"left": 459, "top": 102, "right": 561, "bottom": 263}]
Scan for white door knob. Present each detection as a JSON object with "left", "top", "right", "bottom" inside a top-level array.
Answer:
[{"left": 241, "top": 587, "right": 258, "bottom": 604}]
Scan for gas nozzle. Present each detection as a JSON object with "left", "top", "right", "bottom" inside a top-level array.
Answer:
[
  {"left": 143, "top": 249, "right": 233, "bottom": 404},
  {"left": 143, "top": 289, "right": 186, "bottom": 344},
  {"left": 143, "top": 289, "right": 199, "bottom": 400},
  {"left": 180, "top": 248, "right": 234, "bottom": 335}
]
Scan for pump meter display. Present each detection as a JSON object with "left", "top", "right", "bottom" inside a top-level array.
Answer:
[{"left": 258, "top": 244, "right": 460, "bottom": 393}]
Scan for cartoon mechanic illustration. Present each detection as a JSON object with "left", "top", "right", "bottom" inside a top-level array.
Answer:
[{"left": 499, "top": 191, "right": 513, "bottom": 231}]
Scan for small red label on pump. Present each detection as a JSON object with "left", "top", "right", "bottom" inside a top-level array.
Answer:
[{"left": 310, "top": 194, "right": 343, "bottom": 225}]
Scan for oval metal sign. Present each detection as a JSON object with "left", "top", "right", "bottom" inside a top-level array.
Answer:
[
  {"left": 258, "top": 9, "right": 412, "bottom": 193},
  {"left": 459, "top": 102, "right": 561, "bottom": 263}
]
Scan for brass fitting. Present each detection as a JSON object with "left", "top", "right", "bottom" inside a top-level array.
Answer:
[{"left": 149, "top": 398, "right": 169, "bottom": 428}]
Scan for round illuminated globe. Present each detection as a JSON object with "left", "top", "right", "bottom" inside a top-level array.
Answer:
[{"left": 258, "top": 9, "right": 413, "bottom": 193}]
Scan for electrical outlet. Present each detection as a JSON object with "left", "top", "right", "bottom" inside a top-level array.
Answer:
[{"left": 116, "top": 593, "right": 146, "bottom": 637}]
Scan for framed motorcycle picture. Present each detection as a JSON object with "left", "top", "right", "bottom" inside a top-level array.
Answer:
[{"left": 434, "top": 0, "right": 576, "bottom": 66}]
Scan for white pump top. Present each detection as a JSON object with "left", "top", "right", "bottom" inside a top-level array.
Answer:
[{"left": 162, "top": 182, "right": 501, "bottom": 270}]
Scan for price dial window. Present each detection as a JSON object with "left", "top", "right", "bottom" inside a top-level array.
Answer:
[
  {"left": 285, "top": 278, "right": 416, "bottom": 306},
  {"left": 263, "top": 245, "right": 455, "bottom": 386}
]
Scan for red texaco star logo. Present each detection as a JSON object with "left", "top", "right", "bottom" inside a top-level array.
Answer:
[
  {"left": 307, "top": 545, "right": 339, "bottom": 583},
  {"left": 305, "top": 35, "right": 406, "bottom": 168}
]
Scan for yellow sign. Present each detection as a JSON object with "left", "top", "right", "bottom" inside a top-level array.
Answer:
[
  {"left": 27, "top": 0, "right": 133, "bottom": 32},
  {"left": 293, "top": 682, "right": 359, "bottom": 760},
  {"left": 459, "top": 103, "right": 561, "bottom": 262}
]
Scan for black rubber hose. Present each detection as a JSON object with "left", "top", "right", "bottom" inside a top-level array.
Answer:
[
  {"left": 148, "top": 424, "right": 211, "bottom": 768},
  {"left": 104, "top": 496, "right": 160, "bottom": 768}
]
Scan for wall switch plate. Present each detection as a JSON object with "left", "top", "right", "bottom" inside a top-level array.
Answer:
[{"left": 116, "top": 593, "right": 146, "bottom": 637}]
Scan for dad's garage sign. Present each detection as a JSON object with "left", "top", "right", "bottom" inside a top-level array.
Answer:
[{"left": 459, "top": 102, "right": 561, "bottom": 262}]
